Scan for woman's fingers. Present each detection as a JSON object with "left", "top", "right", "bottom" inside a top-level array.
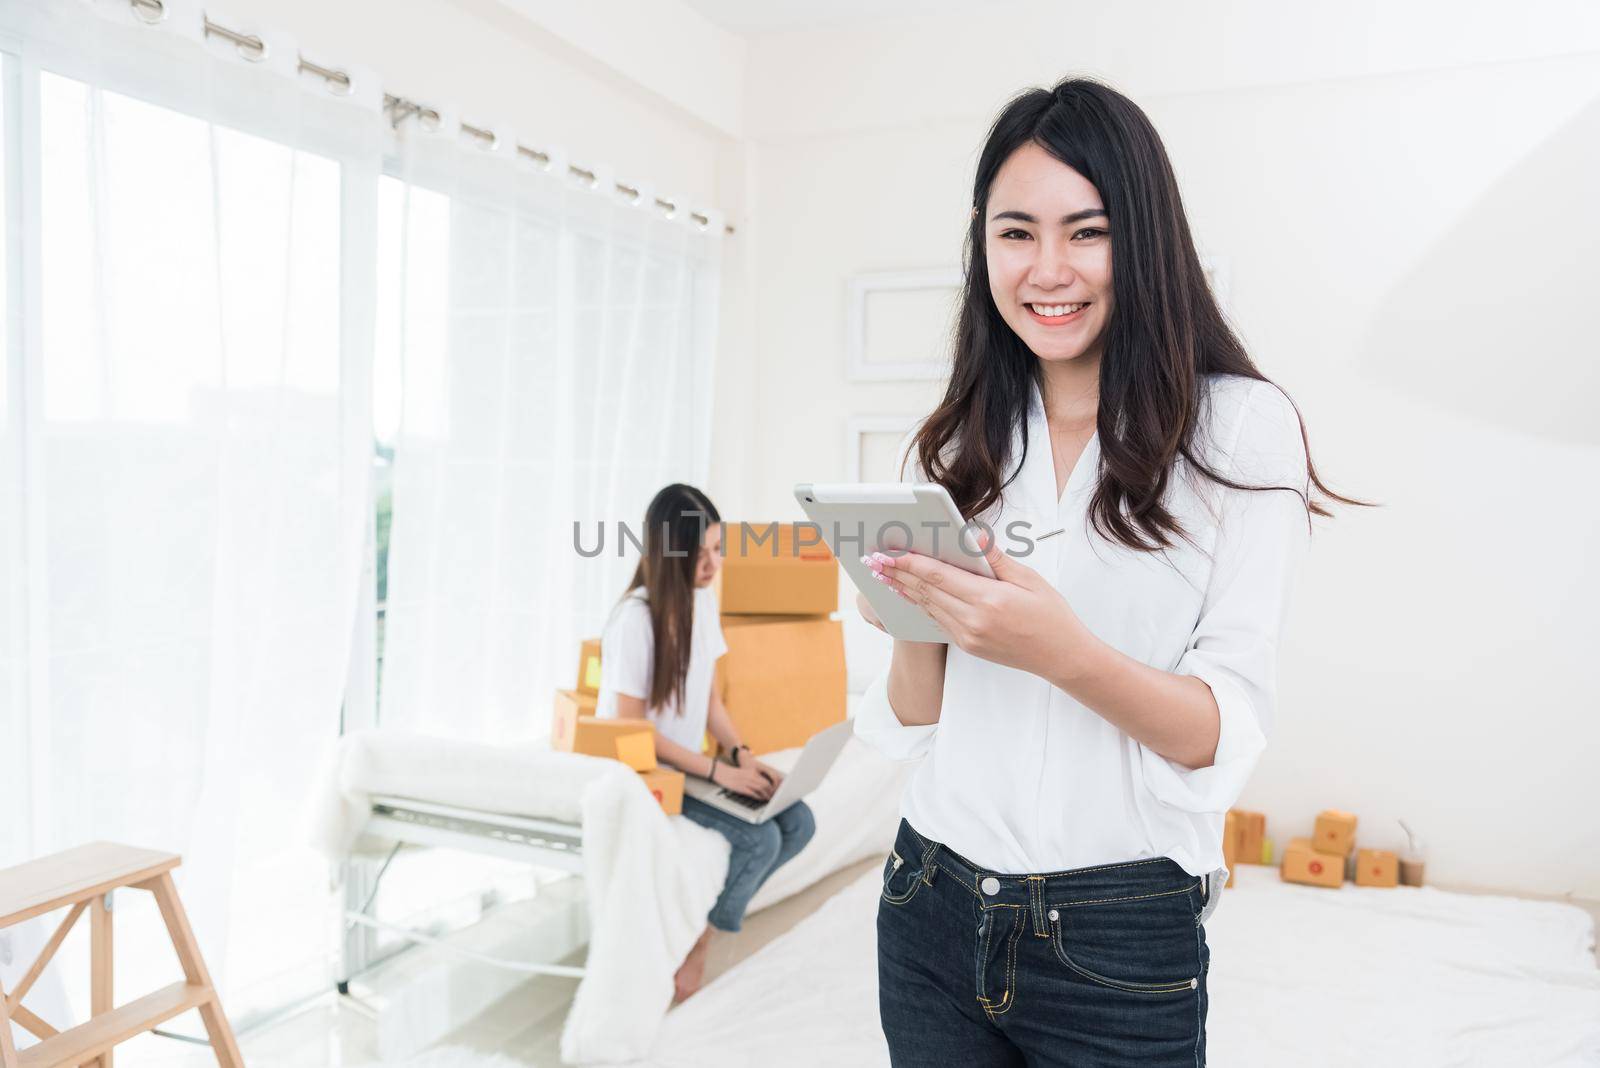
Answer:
[
  {"left": 871, "top": 550, "right": 993, "bottom": 603},
  {"left": 877, "top": 563, "right": 971, "bottom": 631}
]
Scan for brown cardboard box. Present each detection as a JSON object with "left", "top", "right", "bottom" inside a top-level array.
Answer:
[
  {"left": 1355, "top": 848, "right": 1399, "bottom": 888},
  {"left": 1313, "top": 810, "right": 1358, "bottom": 857},
  {"left": 716, "top": 522, "right": 838, "bottom": 616},
  {"left": 1281, "top": 837, "right": 1344, "bottom": 888},
  {"left": 570, "top": 716, "right": 655, "bottom": 762},
  {"left": 613, "top": 730, "right": 658, "bottom": 773},
  {"left": 576, "top": 638, "right": 603, "bottom": 696},
  {"left": 1223, "top": 811, "right": 1241, "bottom": 888},
  {"left": 1236, "top": 810, "right": 1266, "bottom": 865},
  {"left": 551, "top": 689, "right": 598, "bottom": 750},
  {"left": 638, "top": 767, "right": 684, "bottom": 816},
  {"left": 715, "top": 616, "right": 846, "bottom": 754}
]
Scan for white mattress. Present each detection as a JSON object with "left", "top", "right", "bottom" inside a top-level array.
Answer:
[{"left": 646, "top": 864, "right": 1600, "bottom": 1067}]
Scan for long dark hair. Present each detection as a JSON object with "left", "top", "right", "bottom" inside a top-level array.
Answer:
[
  {"left": 618, "top": 483, "right": 720, "bottom": 715},
  {"left": 911, "top": 78, "right": 1371, "bottom": 552}
]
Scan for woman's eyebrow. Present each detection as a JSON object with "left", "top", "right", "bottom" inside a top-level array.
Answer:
[{"left": 991, "top": 208, "right": 1108, "bottom": 224}]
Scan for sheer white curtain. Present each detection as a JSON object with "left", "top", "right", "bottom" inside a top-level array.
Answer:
[
  {"left": 376, "top": 123, "right": 723, "bottom": 743},
  {"left": 0, "top": 0, "right": 378, "bottom": 1023}
]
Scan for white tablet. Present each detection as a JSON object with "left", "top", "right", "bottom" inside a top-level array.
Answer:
[{"left": 794, "top": 481, "right": 994, "bottom": 643}]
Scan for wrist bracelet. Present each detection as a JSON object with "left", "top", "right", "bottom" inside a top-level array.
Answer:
[{"left": 708, "top": 755, "right": 720, "bottom": 784}]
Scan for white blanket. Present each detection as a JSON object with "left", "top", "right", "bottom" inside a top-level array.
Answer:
[
  {"left": 306, "top": 728, "right": 909, "bottom": 1065},
  {"left": 649, "top": 864, "right": 1600, "bottom": 1067}
]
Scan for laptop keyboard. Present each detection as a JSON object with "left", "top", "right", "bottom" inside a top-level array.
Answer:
[{"left": 719, "top": 788, "right": 766, "bottom": 811}]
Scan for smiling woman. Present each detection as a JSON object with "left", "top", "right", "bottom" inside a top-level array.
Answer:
[{"left": 856, "top": 78, "right": 1375, "bottom": 1067}]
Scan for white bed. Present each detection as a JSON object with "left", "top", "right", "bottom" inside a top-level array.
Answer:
[
  {"left": 644, "top": 864, "right": 1600, "bottom": 1067},
  {"left": 310, "top": 726, "right": 913, "bottom": 1064}
]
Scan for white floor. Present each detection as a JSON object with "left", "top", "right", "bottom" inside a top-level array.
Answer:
[{"left": 97, "top": 856, "right": 881, "bottom": 1067}]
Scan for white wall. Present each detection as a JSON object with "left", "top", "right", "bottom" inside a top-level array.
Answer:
[{"left": 726, "top": 0, "right": 1600, "bottom": 899}]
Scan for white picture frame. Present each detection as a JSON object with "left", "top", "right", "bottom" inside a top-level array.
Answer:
[
  {"left": 846, "top": 268, "right": 963, "bottom": 382},
  {"left": 845, "top": 415, "right": 919, "bottom": 483}
]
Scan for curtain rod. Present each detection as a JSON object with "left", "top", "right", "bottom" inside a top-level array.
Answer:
[{"left": 124, "top": 0, "right": 736, "bottom": 235}]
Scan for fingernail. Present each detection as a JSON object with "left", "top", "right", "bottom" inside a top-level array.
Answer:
[
  {"left": 873, "top": 552, "right": 895, "bottom": 568},
  {"left": 872, "top": 571, "right": 891, "bottom": 585}
]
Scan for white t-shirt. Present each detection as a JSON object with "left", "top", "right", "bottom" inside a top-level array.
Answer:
[
  {"left": 595, "top": 585, "right": 728, "bottom": 754},
  {"left": 855, "top": 373, "right": 1312, "bottom": 880}
]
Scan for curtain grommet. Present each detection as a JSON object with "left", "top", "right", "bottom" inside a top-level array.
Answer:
[{"left": 131, "top": 0, "right": 168, "bottom": 26}]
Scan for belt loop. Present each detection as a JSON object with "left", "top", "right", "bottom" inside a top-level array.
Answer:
[
  {"left": 1027, "top": 876, "right": 1048, "bottom": 938},
  {"left": 920, "top": 841, "right": 942, "bottom": 887}
]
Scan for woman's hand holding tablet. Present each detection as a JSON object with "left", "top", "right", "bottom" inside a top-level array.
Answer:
[
  {"left": 861, "top": 534, "right": 1090, "bottom": 681},
  {"left": 794, "top": 481, "right": 995, "bottom": 644},
  {"left": 795, "top": 481, "right": 1090, "bottom": 675}
]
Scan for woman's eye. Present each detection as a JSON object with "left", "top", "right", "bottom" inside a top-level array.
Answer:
[{"left": 992, "top": 228, "right": 1107, "bottom": 241}]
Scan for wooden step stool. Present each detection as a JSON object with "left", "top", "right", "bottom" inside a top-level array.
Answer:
[{"left": 0, "top": 842, "right": 242, "bottom": 1068}]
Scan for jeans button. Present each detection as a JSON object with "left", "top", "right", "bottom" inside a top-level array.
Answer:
[
  {"left": 1047, "top": 908, "right": 1058, "bottom": 922},
  {"left": 981, "top": 877, "right": 1000, "bottom": 896}
]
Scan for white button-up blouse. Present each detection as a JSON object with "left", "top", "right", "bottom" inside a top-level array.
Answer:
[{"left": 854, "top": 372, "right": 1312, "bottom": 880}]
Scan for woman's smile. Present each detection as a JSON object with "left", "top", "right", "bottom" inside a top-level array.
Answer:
[{"left": 1025, "top": 300, "right": 1091, "bottom": 325}]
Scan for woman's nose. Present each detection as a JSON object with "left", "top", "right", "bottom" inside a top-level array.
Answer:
[{"left": 1027, "top": 239, "right": 1075, "bottom": 290}]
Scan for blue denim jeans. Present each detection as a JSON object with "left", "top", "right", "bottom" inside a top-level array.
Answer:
[
  {"left": 877, "top": 819, "right": 1211, "bottom": 1066},
  {"left": 681, "top": 796, "right": 816, "bottom": 932}
]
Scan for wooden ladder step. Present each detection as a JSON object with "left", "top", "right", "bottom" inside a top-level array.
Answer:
[
  {"left": 15, "top": 982, "right": 212, "bottom": 1068},
  {"left": 0, "top": 843, "right": 180, "bottom": 927}
]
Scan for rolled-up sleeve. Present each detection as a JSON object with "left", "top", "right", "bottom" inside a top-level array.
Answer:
[
  {"left": 1142, "top": 382, "right": 1314, "bottom": 814},
  {"left": 853, "top": 669, "right": 940, "bottom": 761},
  {"left": 851, "top": 424, "right": 943, "bottom": 763}
]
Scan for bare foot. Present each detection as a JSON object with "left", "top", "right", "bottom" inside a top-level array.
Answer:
[{"left": 672, "top": 927, "right": 713, "bottom": 1004}]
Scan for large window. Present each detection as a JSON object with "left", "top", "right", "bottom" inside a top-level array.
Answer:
[
  {"left": 2, "top": 3, "right": 723, "bottom": 1043},
  {"left": 3, "top": 30, "right": 375, "bottom": 1028}
]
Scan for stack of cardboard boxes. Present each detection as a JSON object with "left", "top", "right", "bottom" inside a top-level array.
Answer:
[
  {"left": 1225, "top": 807, "right": 1406, "bottom": 891},
  {"left": 713, "top": 522, "right": 847, "bottom": 755},
  {"left": 1280, "top": 810, "right": 1402, "bottom": 889},
  {"left": 551, "top": 639, "right": 685, "bottom": 815}
]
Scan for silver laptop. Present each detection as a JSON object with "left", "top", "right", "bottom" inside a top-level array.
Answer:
[{"left": 682, "top": 719, "right": 854, "bottom": 824}]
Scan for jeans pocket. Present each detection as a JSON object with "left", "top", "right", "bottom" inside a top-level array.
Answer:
[
  {"left": 880, "top": 848, "right": 924, "bottom": 906},
  {"left": 1047, "top": 884, "right": 1202, "bottom": 995}
]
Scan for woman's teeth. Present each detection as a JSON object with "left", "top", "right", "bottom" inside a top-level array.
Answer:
[{"left": 1029, "top": 302, "right": 1089, "bottom": 317}]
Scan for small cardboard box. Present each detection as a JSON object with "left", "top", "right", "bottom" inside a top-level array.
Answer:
[
  {"left": 1223, "top": 810, "right": 1241, "bottom": 887},
  {"left": 550, "top": 689, "right": 598, "bottom": 750},
  {"left": 570, "top": 716, "right": 655, "bottom": 763},
  {"left": 576, "top": 638, "right": 603, "bottom": 696},
  {"left": 638, "top": 767, "right": 684, "bottom": 816},
  {"left": 716, "top": 522, "right": 838, "bottom": 616},
  {"left": 1235, "top": 810, "right": 1266, "bottom": 865},
  {"left": 612, "top": 730, "right": 658, "bottom": 773},
  {"left": 1313, "top": 810, "right": 1358, "bottom": 857},
  {"left": 1355, "top": 848, "right": 1399, "bottom": 888},
  {"left": 1281, "top": 837, "right": 1344, "bottom": 888},
  {"left": 715, "top": 616, "right": 846, "bottom": 754}
]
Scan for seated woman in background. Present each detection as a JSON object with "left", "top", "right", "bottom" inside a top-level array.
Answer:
[{"left": 595, "top": 483, "right": 816, "bottom": 1003}]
